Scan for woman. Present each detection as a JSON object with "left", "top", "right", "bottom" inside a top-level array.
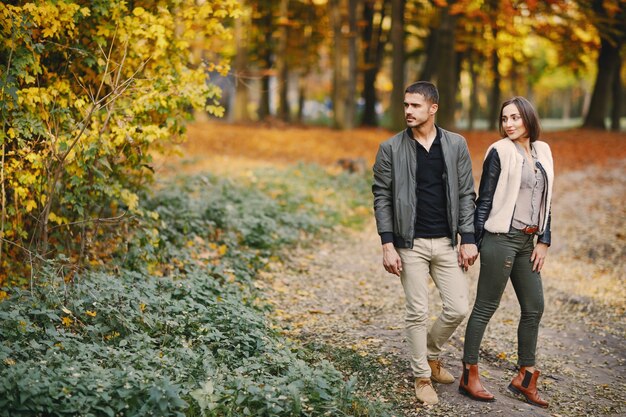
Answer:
[{"left": 459, "top": 97, "right": 553, "bottom": 408}]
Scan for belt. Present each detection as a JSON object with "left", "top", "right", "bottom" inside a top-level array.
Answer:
[{"left": 519, "top": 225, "right": 539, "bottom": 235}]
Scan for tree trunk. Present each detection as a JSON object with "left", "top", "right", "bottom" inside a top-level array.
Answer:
[
  {"left": 233, "top": 15, "right": 250, "bottom": 122},
  {"left": 276, "top": 0, "right": 290, "bottom": 122},
  {"left": 361, "top": 0, "right": 376, "bottom": 126},
  {"left": 419, "top": 23, "right": 439, "bottom": 82},
  {"left": 487, "top": 41, "right": 500, "bottom": 131},
  {"left": 344, "top": 0, "right": 358, "bottom": 129},
  {"left": 330, "top": 0, "right": 346, "bottom": 129},
  {"left": 486, "top": 0, "right": 500, "bottom": 131},
  {"left": 583, "top": 36, "right": 620, "bottom": 129},
  {"left": 258, "top": 62, "right": 271, "bottom": 120},
  {"left": 257, "top": 7, "right": 273, "bottom": 120},
  {"left": 468, "top": 49, "right": 479, "bottom": 130},
  {"left": 297, "top": 73, "right": 305, "bottom": 123},
  {"left": 610, "top": 53, "right": 622, "bottom": 131},
  {"left": 389, "top": 0, "right": 406, "bottom": 132},
  {"left": 362, "top": 69, "right": 378, "bottom": 126},
  {"left": 360, "top": 0, "right": 388, "bottom": 127},
  {"left": 562, "top": 89, "right": 572, "bottom": 120},
  {"left": 434, "top": 5, "right": 457, "bottom": 130}
]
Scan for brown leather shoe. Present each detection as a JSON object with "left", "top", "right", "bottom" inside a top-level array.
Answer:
[
  {"left": 458, "top": 362, "right": 496, "bottom": 402},
  {"left": 415, "top": 377, "right": 439, "bottom": 405},
  {"left": 508, "top": 367, "right": 549, "bottom": 408},
  {"left": 428, "top": 359, "right": 455, "bottom": 384}
]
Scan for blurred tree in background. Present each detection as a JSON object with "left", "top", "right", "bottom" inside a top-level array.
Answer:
[{"left": 579, "top": 0, "right": 626, "bottom": 130}]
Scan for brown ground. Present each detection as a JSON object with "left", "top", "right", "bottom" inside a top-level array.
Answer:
[{"left": 174, "top": 122, "right": 626, "bottom": 417}]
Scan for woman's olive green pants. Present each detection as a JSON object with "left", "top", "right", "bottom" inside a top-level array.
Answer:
[{"left": 463, "top": 229, "right": 544, "bottom": 366}]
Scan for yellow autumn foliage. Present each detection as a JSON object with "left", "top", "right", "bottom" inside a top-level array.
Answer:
[{"left": 0, "top": 0, "right": 240, "bottom": 284}]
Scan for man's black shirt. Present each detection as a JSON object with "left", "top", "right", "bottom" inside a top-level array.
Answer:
[{"left": 412, "top": 127, "right": 451, "bottom": 239}]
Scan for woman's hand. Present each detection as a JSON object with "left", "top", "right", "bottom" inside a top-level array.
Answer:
[
  {"left": 531, "top": 242, "right": 549, "bottom": 272},
  {"left": 458, "top": 243, "right": 478, "bottom": 271}
]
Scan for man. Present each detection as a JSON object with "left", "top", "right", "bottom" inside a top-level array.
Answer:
[{"left": 372, "top": 81, "right": 478, "bottom": 405}]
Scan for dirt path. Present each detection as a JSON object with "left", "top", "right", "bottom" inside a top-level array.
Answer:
[{"left": 261, "top": 162, "right": 626, "bottom": 417}]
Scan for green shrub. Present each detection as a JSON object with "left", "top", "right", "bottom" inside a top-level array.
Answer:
[
  {"left": 0, "top": 165, "right": 386, "bottom": 416},
  {"left": 0, "top": 266, "right": 371, "bottom": 416}
]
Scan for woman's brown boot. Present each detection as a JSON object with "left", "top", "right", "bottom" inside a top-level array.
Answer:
[
  {"left": 458, "top": 362, "right": 496, "bottom": 402},
  {"left": 508, "top": 367, "right": 549, "bottom": 408}
]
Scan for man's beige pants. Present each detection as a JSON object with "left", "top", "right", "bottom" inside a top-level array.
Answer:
[{"left": 397, "top": 237, "right": 469, "bottom": 378}]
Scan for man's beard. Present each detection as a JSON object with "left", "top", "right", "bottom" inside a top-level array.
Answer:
[{"left": 406, "top": 118, "right": 425, "bottom": 128}]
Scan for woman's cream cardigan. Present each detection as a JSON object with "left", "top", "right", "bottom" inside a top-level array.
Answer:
[{"left": 483, "top": 138, "right": 554, "bottom": 235}]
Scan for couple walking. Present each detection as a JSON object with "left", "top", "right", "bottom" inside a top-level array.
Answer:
[{"left": 372, "top": 81, "right": 553, "bottom": 407}]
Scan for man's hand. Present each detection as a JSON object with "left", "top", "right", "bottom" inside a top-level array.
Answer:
[
  {"left": 382, "top": 243, "right": 402, "bottom": 276},
  {"left": 458, "top": 243, "right": 478, "bottom": 271},
  {"left": 531, "top": 242, "right": 549, "bottom": 272}
]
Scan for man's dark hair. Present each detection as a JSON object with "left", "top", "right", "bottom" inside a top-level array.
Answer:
[
  {"left": 499, "top": 96, "right": 542, "bottom": 142},
  {"left": 405, "top": 81, "right": 439, "bottom": 104}
]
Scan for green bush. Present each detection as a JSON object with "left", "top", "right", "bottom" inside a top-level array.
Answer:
[
  {"left": 0, "top": 166, "right": 386, "bottom": 416},
  {"left": 123, "top": 165, "right": 370, "bottom": 273},
  {"left": 0, "top": 268, "right": 363, "bottom": 417}
]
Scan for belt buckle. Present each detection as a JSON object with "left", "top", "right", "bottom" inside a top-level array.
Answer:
[{"left": 521, "top": 225, "right": 538, "bottom": 235}]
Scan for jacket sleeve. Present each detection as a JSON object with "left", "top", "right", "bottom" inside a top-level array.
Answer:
[
  {"left": 372, "top": 143, "right": 394, "bottom": 241},
  {"left": 475, "top": 147, "right": 501, "bottom": 248},
  {"left": 457, "top": 139, "right": 476, "bottom": 244},
  {"left": 538, "top": 210, "right": 551, "bottom": 246}
]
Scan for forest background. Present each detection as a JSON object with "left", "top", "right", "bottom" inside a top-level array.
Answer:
[
  {"left": 222, "top": 0, "right": 626, "bottom": 132},
  {"left": 0, "top": 0, "right": 625, "bottom": 416}
]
